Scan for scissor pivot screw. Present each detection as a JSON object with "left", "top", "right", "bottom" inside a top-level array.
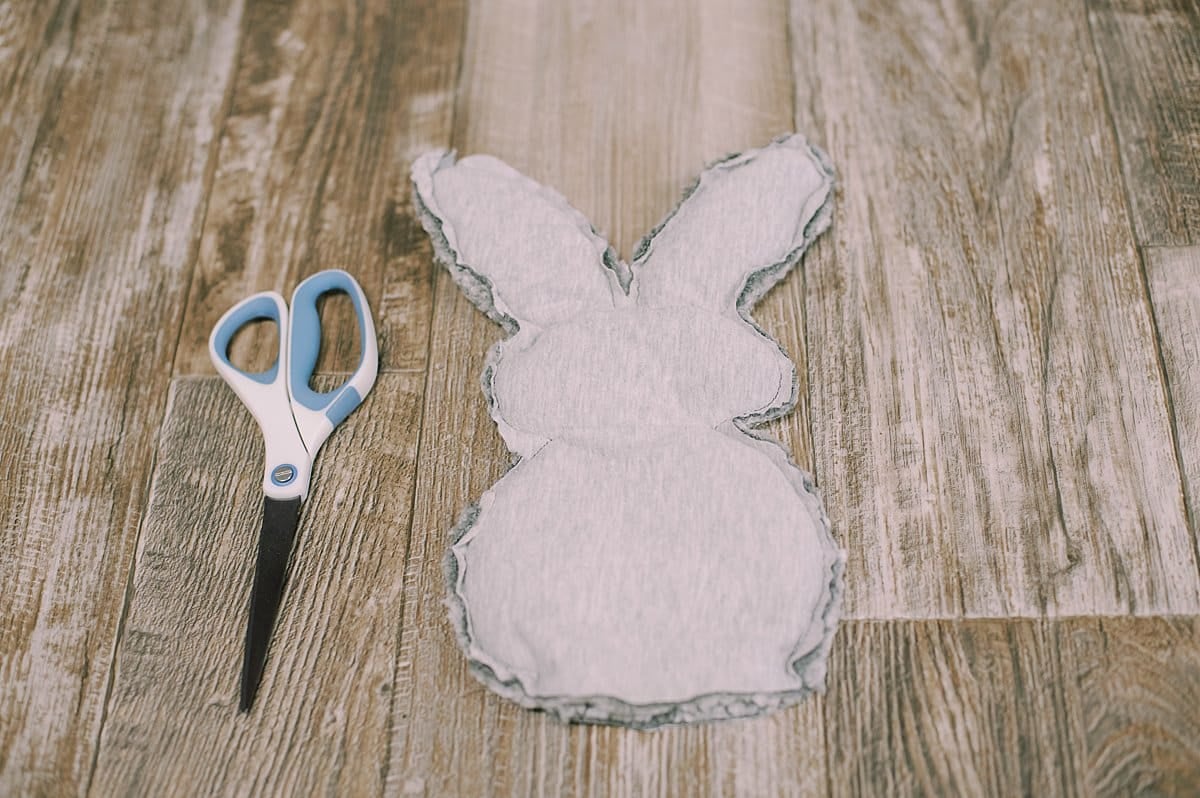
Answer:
[{"left": 272, "top": 465, "right": 296, "bottom": 485}]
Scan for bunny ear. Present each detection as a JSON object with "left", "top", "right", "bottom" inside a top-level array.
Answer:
[
  {"left": 412, "top": 151, "right": 622, "bottom": 331},
  {"left": 632, "top": 135, "right": 835, "bottom": 313}
]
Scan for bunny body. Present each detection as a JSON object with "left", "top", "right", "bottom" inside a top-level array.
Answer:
[
  {"left": 491, "top": 307, "right": 791, "bottom": 451},
  {"left": 413, "top": 136, "right": 844, "bottom": 727}
]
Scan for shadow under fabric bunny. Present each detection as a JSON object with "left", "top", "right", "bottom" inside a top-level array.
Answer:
[{"left": 411, "top": 135, "right": 845, "bottom": 729}]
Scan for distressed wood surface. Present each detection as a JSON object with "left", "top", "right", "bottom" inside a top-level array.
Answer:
[
  {"left": 1068, "top": 616, "right": 1200, "bottom": 796},
  {"left": 825, "top": 620, "right": 1087, "bottom": 797},
  {"left": 1143, "top": 246, "right": 1200, "bottom": 573},
  {"left": 173, "top": 0, "right": 463, "bottom": 376},
  {"left": 79, "top": 0, "right": 464, "bottom": 793},
  {"left": 1088, "top": 0, "right": 1200, "bottom": 247},
  {"left": 0, "top": 0, "right": 243, "bottom": 794},
  {"left": 88, "top": 375, "right": 423, "bottom": 796},
  {"left": 790, "top": 0, "right": 1198, "bottom": 618},
  {"left": 827, "top": 618, "right": 1200, "bottom": 798},
  {"left": 0, "top": 1, "right": 78, "bottom": 229},
  {"left": 1, "top": 0, "right": 1199, "bottom": 794}
]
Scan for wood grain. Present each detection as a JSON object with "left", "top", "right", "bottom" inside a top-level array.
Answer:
[
  {"left": 790, "top": 0, "right": 1198, "bottom": 618},
  {"left": 84, "top": 0, "right": 466, "bottom": 792},
  {"left": 825, "top": 620, "right": 1087, "bottom": 797},
  {"left": 89, "top": 375, "right": 423, "bottom": 796},
  {"left": 1088, "top": 0, "right": 1200, "bottom": 247},
  {"left": 1143, "top": 246, "right": 1200, "bottom": 568},
  {"left": 2, "top": 0, "right": 1199, "bottom": 793},
  {"left": 0, "top": 0, "right": 77, "bottom": 230},
  {"left": 385, "top": 0, "right": 830, "bottom": 794},
  {"left": 1066, "top": 616, "right": 1200, "bottom": 797},
  {"left": 826, "top": 618, "right": 1200, "bottom": 797},
  {"left": 976, "top": 0, "right": 1197, "bottom": 615},
  {"left": 0, "top": 1, "right": 242, "bottom": 794},
  {"left": 174, "top": 0, "right": 465, "bottom": 377}
]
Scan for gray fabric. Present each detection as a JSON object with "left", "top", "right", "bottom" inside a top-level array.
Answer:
[{"left": 412, "top": 135, "right": 844, "bottom": 728}]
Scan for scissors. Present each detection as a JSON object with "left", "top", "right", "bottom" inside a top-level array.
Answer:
[{"left": 209, "top": 269, "right": 378, "bottom": 711}]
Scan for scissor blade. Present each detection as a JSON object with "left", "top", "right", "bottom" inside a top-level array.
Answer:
[{"left": 239, "top": 496, "right": 302, "bottom": 712}]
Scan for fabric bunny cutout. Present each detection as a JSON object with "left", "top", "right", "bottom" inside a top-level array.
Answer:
[{"left": 412, "top": 135, "right": 845, "bottom": 728}]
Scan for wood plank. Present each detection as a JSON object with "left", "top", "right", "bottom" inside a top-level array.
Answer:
[
  {"left": 88, "top": 375, "right": 423, "bottom": 796},
  {"left": 1065, "top": 616, "right": 1200, "bottom": 796},
  {"left": 1144, "top": 246, "right": 1200, "bottom": 564},
  {"left": 789, "top": 0, "right": 1198, "bottom": 617},
  {"left": 825, "top": 620, "right": 1087, "bottom": 797},
  {"left": 451, "top": 0, "right": 796, "bottom": 260},
  {"left": 174, "top": 0, "right": 465, "bottom": 377},
  {"left": 0, "top": 0, "right": 78, "bottom": 229},
  {"left": 0, "top": 1, "right": 243, "bottom": 793},
  {"left": 974, "top": 1, "right": 1198, "bottom": 614},
  {"left": 1088, "top": 0, "right": 1200, "bottom": 247},
  {"left": 826, "top": 617, "right": 1200, "bottom": 796},
  {"left": 386, "top": 0, "right": 829, "bottom": 793}
]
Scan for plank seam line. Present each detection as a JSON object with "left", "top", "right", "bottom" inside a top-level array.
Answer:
[
  {"left": 965, "top": 1, "right": 1076, "bottom": 617},
  {"left": 1083, "top": 2, "right": 1200, "bottom": 573},
  {"left": 82, "top": 4, "right": 248, "bottom": 791},
  {"left": 84, "top": 382, "right": 180, "bottom": 795},
  {"left": 1135, "top": 243, "right": 1200, "bottom": 553},
  {"left": 378, "top": 1, "right": 471, "bottom": 788},
  {"left": 783, "top": 2, "right": 837, "bottom": 794},
  {"left": 838, "top": 612, "right": 1200, "bottom": 623},
  {"left": 378, "top": 204, "right": 438, "bottom": 795}
]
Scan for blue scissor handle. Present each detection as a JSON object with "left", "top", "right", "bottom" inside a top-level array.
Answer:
[
  {"left": 210, "top": 291, "right": 313, "bottom": 500},
  {"left": 286, "top": 270, "right": 379, "bottom": 456},
  {"left": 210, "top": 293, "right": 284, "bottom": 385}
]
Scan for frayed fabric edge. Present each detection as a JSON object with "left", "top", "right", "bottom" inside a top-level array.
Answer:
[
  {"left": 442, "top": 498, "right": 845, "bottom": 730},
  {"left": 413, "top": 134, "right": 844, "bottom": 729}
]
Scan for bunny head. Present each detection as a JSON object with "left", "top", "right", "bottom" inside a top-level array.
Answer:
[
  {"left": 412, "top": 136, "right": 835, "bottom": 454},
  {"left": 411, "top": 136, "right": 843, "bottom": 728}
]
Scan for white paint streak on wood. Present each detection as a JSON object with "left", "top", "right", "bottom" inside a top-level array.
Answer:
[
  {"left": 173, "top": 0, "right": 464, "bottom": 377},
  {"left": 0, "top": 1, "right": 244, "bottom": 794},
  {"left": 1, "top": 0, "right": 1198, "bottom": 793},
  {"left": 790, "top": 0, "right": 1198, "bottom": 618}
]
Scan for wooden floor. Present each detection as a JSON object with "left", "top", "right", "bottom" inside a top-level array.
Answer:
[{"left": 1, "top": 0, "right": 1198, "bottom": 794}]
